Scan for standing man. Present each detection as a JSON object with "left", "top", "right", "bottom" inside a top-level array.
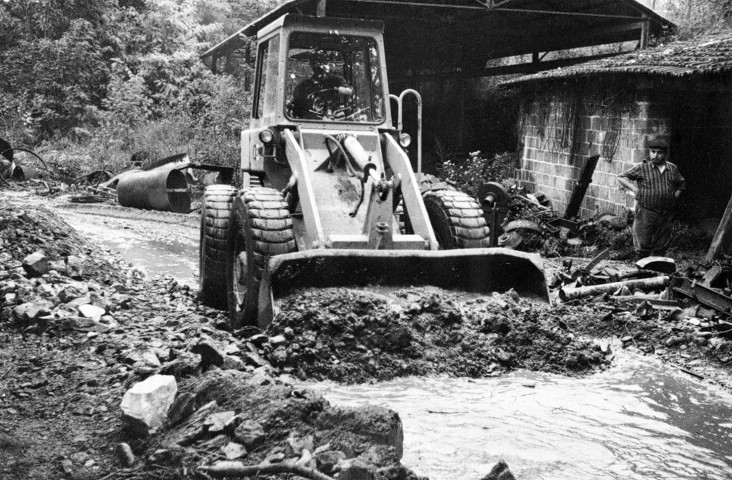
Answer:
[{"left": 618, "top": 137, "right": 685, "bottom": 259}]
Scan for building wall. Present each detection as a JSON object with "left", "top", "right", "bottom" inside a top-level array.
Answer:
[{"left": 515, "top": 80, "right": 672, "bottom": 219}]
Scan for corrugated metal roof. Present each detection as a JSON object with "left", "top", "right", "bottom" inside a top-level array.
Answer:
[{"left": 503, "top": 29, "right": 732, "bottom": 86}]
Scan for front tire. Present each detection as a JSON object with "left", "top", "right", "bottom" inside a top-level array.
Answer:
[
  {"left": 423, "top": 190, "right": 491, "bottom": 249},
  {"left": 226, "top": 188, "right": 297, "bottom": 329},
  {"left": 199, "top": 184, "right": 237, "bottom": 308}
]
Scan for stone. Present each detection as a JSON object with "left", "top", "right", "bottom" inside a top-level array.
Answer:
[
  {"left": 49, "top": 260, "right": 66, "bottom": 273},
  {"left": 66, "top": 255, "right": 84, "bottom": 279},
  {"left": 167, "top": 392, "right": 197, "bottom": 426},
  {"left": 316, "top": 405, "right": 403, "bottom": 459},
  {"left": 57, "top": 283, "right": 89, "bottom": 303},
  {"left": 204, "top": 411, "right": 236, "bottom": 434},
  {"left": 115, "top": 443, "right": 135, "bottom": 467},
  {"left": 3, "top": 293, "right": 17, "bottom": 305},
  {"left": 191, "top": 339, "right": 224, "bottom": 368},
  {"left": 22, "top": 251, "right": 49, "bottom": 277},
  {"left": 269, "top": 334, "right": 287, "bottom": 348},
  {"left": 709, "top": 337, "right": 727, "bottom": 349},
  {"left": 25, "top": 301, "right": 53, "bottom": 321},
  {"left": 124, "top": 348, "right": 162, "bottom": 368},
  {"left": 665, "top": 335, "right": 685, "bottom": 347},
  {"left": 110, "top": 293, "right": 132, "bottom": 309},
  {"left": 67, "top": 294, "right": 91, "bottom": 307},
  {"left": 287, "top": 433, "right": 314, "bottom": 455},
  {"left": 120, "top": 374, "right": 177, "bottom": 436},
  {"left": 222, "top": 442, "right": 248, "bottom": 460},
  {"left": 234, "top": 420, "right": 265, "bottom": 450},
  {"left": 316, "top": 450, "right": 347, "bottom": 474},
  {"left": 480, "top": 459, "right": 516, "bottom": 480},
  {"left": 246, "top": 367, "right": 273, "bottom": 386},
  {"left": 78, "top": 304, "right": 106, "bottom": 321},
  {"left": 222, "top": 355, "right": 246, "bottom": 371},
  {"left": 271, "top": 346, "right": 287, "bottom": 365},
  {"left": 336, "top": 458, "right": 376, "bottom": 480}
]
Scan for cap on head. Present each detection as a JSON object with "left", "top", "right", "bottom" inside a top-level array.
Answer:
[{"left": 647, "top": 137, "right": 669, "bottom": 150}]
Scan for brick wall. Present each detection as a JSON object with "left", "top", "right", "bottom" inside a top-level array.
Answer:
[{"left": 515, "top": 82, "right": 672, "bottom": 219}]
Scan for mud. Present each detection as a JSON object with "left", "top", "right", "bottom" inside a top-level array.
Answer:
[{"left": 265, "top": 287, "right": 608, "bottom": 383}]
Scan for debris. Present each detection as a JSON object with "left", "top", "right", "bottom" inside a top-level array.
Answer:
[
  {"left": 678, "top": 368, "right": 705, "bottom": 380},
  {"left": 559, "top": 276, "right": 669, "bottom": 302},
  {"left": 636, "top": 256, "right": 676, "bottom": 274}
]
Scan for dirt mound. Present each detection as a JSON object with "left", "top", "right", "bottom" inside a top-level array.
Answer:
[
  {"left": 264, "top": 287, "right": 609, "bottom": 383},
  {"left": 0, "top": 203, "right": 125, "bottom": 284}
]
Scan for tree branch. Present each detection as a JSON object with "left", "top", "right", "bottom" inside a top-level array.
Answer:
[{"left": 199, "top": 461, "right": 336, "bottom": 480}]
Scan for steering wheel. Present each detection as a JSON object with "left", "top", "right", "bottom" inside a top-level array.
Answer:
[{"left": 305, "top": 88, "right": 341, "bottom": 118}]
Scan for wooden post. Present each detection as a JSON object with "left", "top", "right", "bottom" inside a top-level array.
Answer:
[
  {"left": 640, "top": 15, "right": 650, "bottom": 49},
  {"left": 564, "top": 155, "right": 600, "bottom": 220},
  {"left": 705, "top": 191, "right": 732, "bottom": 262}
]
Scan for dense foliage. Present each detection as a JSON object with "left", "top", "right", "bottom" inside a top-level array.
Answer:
[{"left": 0, "top": 0, "right": 278, "bottom": 174}]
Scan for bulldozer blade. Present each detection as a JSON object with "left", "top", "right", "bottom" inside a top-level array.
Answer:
[{"left": 257, "top": 248, "right": 549, "bottom": 328}]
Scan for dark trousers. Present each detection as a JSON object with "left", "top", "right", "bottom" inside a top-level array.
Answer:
[{"left": 633, "top": 206, "right": 673, "bottom": 258}]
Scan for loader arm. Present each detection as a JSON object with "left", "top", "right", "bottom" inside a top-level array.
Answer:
[{"left": 382, "top": 133, "right": 438, "bottom": 250}]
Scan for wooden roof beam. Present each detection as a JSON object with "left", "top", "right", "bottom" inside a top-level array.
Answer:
[{"left": 345, "top": 0, "right": 646, "bottom": 20}]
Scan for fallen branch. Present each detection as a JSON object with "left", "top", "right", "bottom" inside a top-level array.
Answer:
[
  {"left": 559, "top": 276, "right": 669, "bottom": 302},
  {"left": 678, "top": 368, "right": 704, "bottom": 380},
  {"left": 199, "top": 461, "right": 336, "bottom": 480}
]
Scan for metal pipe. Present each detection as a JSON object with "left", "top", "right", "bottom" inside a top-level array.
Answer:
[
  {"left": 399, "top": 89, "right": 422, "bottom": 174},
  {"left": 116, "top": 164, "right": 191, "bottom": 213}
]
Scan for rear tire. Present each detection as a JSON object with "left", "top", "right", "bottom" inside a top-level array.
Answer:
[
  {"left": 227, "top": 187, "right": 297, "bottom": 329},
  {"left": 199, "top": 184, "right": 237, "bottom": 308},
  {"left": 423, "top": 190, "right": 491, "bottom": 249}
]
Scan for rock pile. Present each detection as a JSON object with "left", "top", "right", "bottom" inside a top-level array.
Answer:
[{"left": 0, "top": 204, "right": 432, "bottom": 479}]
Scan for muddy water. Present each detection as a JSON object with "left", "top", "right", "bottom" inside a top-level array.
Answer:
[
  {"left": 57, "top": 207, "right": 199, "bottom": 287},
  {"left": 310, "top": 353, "right": 732, "bottom": 480},
  {"left": 55, "top": 203, "right": 732, "bottom": 480}
]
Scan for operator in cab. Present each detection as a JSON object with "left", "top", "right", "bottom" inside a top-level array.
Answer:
[{"left": 289, "top": 50, "right": 353, "bottom": 120}]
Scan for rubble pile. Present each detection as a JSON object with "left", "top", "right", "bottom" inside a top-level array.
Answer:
[
  {"left": 0, "top": 204, "right": 424, "bottom": 480},
  {"left": 547, "top": 255, "right": 732, "bottom": 384},
  {"left": 0, "top": 202, "right": 520, "bottom": 480},
  {"left": 261, "top": 287, "right": 609, "bottom": 383}
]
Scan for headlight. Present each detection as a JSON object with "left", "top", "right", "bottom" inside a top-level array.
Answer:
[
  {"left": 259, "top": 129, "right": 274, "bottom": 144},
  {"left": 399, "top": 133, "right": 411, "bottom": 148}
]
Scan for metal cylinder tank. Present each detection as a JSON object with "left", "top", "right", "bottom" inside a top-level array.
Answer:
[{"left": 116, "top": 165, "right": 191, "bottom": 213}]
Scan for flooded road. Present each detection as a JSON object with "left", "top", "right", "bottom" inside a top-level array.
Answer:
[
  {"left": 55, "top": 204, "right": 200, "bottom": 287},
  {"left": 52, "top": 200, "right": 732, "bottom": 480},
  {"left": 312, "top": 355, "right": 732, "bottom": 480}
]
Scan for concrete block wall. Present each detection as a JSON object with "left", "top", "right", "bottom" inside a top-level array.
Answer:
[{"left": 515, "top": 85, "right": 671, "bottom": 219}]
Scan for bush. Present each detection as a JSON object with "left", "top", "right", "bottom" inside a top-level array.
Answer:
[{"left": 436, "top": 151, "right": 518, "bottom": 196}]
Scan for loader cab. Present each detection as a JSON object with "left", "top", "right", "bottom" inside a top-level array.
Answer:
[{"left": 250, "top": 15, "right": 391, "bottom": 131}]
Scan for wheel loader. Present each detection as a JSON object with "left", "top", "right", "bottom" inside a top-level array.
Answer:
[{"left": 199, "top": 13, "right": 548, "bottom": 329}]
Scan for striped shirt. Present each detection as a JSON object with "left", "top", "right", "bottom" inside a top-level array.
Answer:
[{"left": 618, "top": 161, "right": 685, "bottom": 211}]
